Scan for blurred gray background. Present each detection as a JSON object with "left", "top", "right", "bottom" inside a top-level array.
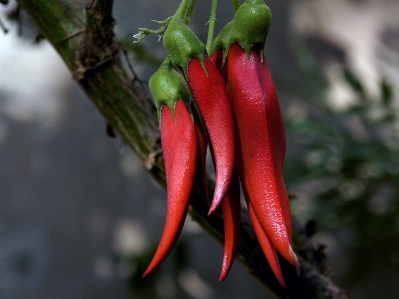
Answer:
[{"left": 1, "top": 0, "right": 399, "bottom": 298}]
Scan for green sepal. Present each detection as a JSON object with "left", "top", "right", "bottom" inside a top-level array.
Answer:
[
  {"left": 149, "top": 58, "right": 193, "bottom": 127},
  {"left": 163, "top": 23, "right": 207, "bottom": 76},
  {"left": 229, "top": 0, "right": 272, "bottom": 56},
  {"left": 211, "top": 21, "right": 234, "bottom": 67}
]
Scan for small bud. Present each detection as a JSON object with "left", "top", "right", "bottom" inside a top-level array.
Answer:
[
  {"left": 163, "top": 24, "right": 206, "bottom": 75},
  {"left": 230, "top": 0, "right": 272, "bottom": 54},
  {"left": 149, "top": 58, "right": 192, "bottom": 123}
]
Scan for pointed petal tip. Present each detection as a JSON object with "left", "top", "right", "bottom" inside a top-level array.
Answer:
[
  {"left": 270, "top": 254, "right": 286, "bottom": 288},
  {"left": 289, "top": 245, "right": 301, "bottom": 275},
  {"left": 218, "top": 265, "right": 230, "bottom": 283},
  {"left": 295, "top": 261, "right": 301, "bottom": 276},
  {"left": 141, "top": 258, "right": 161, "bottom": 278},
  {"left": 207, "top": 207, "right": 215, "bottom": 216},
  {"left": 218, "top": 274, "right": 226, "bottom": 283},
  {"left": 296, "top": 264, "right": 301, "bottom": 276},
  {"left": 141, "top": 269, "right": 150, "bottom": 278},
  {"left": 207, "top": 200, "right": 221, "bottom": 216},
  {"left": 278, "top": 277, "right": 287, "bottom": 288},
  {"left": 208, "top": 182, "right": 230, "bottom": 215},
  {"left": 271, "top": 261, "right": 286, "bottom": 288},
  {"left": 218, "top": 253, "right": 236, "bottom": 282}
]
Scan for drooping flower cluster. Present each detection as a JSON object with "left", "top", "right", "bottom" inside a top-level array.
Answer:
[{"left": 143, "top": 0, "right": 299, "bottom": 286}]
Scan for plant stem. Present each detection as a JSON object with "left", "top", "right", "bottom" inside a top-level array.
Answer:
[
  {"left": 186, "top": 0, "right": 196, "bottom": 22},
  {"left": 171, "top": 0, "right": 192, "bottom": 25},
  {"left": 206, "top": 0, "right": 217, "bottom": 55},
  {"left": 232, "top": 0, "right": 240, "bottom": 11}
]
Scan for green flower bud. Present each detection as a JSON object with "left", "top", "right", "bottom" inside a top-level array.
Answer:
[
  {"left": 149, "top": 58, "right": 192, "bottom": 123},
  {"left": 163, "top": 24, "right": 206, "bottom": 75},
  {"left": 229, "top": 0, "right": 272, "bottom": 54}
]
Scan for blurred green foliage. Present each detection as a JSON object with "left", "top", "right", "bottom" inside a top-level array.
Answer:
[{"left": 284, "top": 34, "right": 399, "bottom": 290}]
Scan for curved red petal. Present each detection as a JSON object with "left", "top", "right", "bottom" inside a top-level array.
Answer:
[
  {"left": 143, "top": 100, "right": 197, "bottom": 277},
  {"left": 219, "top": 169, "right": 241, "bottom": 282},
  {"left": 187, "top": 57, "right": 235, "bottom": 214},
  {"left": 227, "top": 43, "right": 297, "bottom": 266}
]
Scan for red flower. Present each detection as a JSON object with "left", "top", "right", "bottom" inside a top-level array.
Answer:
[
  {"left": 143, "top": 60, "right": 197, "bottom": 277},
  {"left": 143, "top": 99, "right": 197, "bottom": 277},
  {"left": 142, "top": 0, "right": 299, "bottom": 285},
  {"left": 227, "top": 42, "right": 299, "bottom": 271}
]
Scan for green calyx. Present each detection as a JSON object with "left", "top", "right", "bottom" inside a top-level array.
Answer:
[
  {"left": 211, "top": 21, "right": 234, "bottom": 66},
  {"left": 149, "top": 58, "right": 192, "bottom": 125},
  {"left": 229, "top": 0, "right": 272, "bottom": 55},
  {"left": 163, "top": 23, "right": 206, "bottom": 75},
  {"left": 212, "top": 20, "right": 234, "bottom": 54},
  {"left": 161, "top": 0, "right": 207, "bottom": 74}
]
